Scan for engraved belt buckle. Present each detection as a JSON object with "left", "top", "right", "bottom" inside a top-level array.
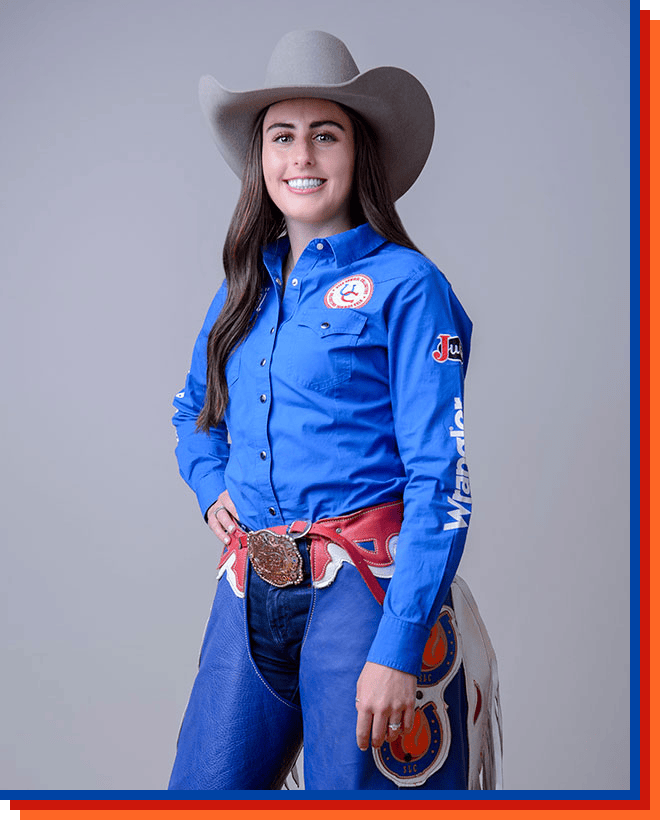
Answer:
[{"left": 247, "top": 520, "right": 312, "bottom": 588}]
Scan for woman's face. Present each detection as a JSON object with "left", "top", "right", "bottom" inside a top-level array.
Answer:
[{"left": 262, "top": 98, "right": 355, "bottom": 235}]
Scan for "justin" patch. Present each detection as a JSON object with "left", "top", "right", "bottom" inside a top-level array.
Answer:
[
  {"left": 432, "top": 334, "right": 463, "bottom": 364},
  {"left": 324, "top": 275, "right": 374, "bottom": 309}
]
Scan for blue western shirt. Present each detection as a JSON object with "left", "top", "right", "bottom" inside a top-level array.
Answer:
[{"left": 173, "top": 222, "right": 473, "bottom": 675}]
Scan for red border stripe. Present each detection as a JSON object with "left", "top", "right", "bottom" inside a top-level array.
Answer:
[{"left": 8, "top": 798, "right": 651, "bottom": 812}]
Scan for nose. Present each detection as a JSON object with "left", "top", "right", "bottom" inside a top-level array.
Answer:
[{"left": 293, "top": 137, "right": 314, "bottom": 167}]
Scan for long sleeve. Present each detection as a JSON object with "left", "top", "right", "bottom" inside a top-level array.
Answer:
[
  {"left": 172, "top": 283, "right": 230, "bottom": 517},
  {"left": 366, "top": 262, "right": 473, "bottom": 675}
]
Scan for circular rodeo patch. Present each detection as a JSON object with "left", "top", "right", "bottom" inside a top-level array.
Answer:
[
  {"left": 375, "top": 702, "right": 445, "bottom": 786},
  {"left": 324, "top": 275, "right": 374, "bottom": 309}
]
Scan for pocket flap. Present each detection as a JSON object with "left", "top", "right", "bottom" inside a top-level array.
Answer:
[{"left": 297, "top": 308, "right": 367, "bottom": 338}]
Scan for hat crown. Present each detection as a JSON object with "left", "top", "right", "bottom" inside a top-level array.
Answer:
[{"left": 264, "top": 30, "right": 359, "bottom": 88}]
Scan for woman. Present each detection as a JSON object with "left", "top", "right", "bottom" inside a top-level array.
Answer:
[{"left": 169, "top": 30, "right": 500, "bottom": 791}]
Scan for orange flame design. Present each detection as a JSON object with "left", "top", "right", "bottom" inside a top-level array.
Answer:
[
  {"left": 389, "top": 708, "right": 431, "bottom": 762},
  {"left": 421, "top": 620, "right": 447, "bottom": 669}
]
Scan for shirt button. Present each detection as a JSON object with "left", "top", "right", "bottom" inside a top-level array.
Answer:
[
  {"left": 259, "top": 394, "right": 267, "bottom": 403},
  {"left": 275, "top": 278, "right": 282, "bottom": 286},
  {"left": 259, "top": 451, "right": 267, "bottom": 460},
  {"left": 291, "top": 278, "right": 298, "bottom": 287},
  {"left": 316, "top": 242, "right": 324, "bottom": 250},
  {"left": 260, "top": 358, "right": 266, "bottom": 366},
  {"left": 321, "top": 322, "right": 330, "bottom": 329},
  {"left": 270, "top": 327, "right": 275, "bottom": 334},
  {"left": 268, "top": 507, "right": 277, "bottom": 516}
]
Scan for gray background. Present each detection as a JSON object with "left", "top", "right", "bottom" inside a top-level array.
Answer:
[{"left": 0, "top": 0, "right": 630, "bottom": 792}]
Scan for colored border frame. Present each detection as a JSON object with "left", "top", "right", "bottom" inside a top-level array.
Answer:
[{"left": 6, "top": 3, "right": 649, "bottom": 817}]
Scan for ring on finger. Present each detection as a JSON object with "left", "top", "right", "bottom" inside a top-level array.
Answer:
[
  {"left": 388, "top": 721, "right": 402, "bottom": 731},
  {"left": 214, "top": 505, "right": 226, "bottom": 518}
]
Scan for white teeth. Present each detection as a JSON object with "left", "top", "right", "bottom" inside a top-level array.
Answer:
[{"left": 286, "top": 178, "right": 324, "bottom": 189}]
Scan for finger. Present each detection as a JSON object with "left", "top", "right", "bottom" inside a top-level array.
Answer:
[
  {"left": 386, "top": 713, "right": 403, "bottom": 743},
  {"left": 217, "top": 490, "right": 239, "bottom": 521},
  {"left": 222, "top": 496, "right": 239, "bottom": 520},
  {"left": 207, "top": 509, "right": 223, "bottom": 539},
  {"left": 370, "top": 712, "right": 388, "bottom": 749},
  {"left": 208, "top": 506, "right": 236, "bottom": 542},
  {"left": 402, "top": 702, "right": 416, "bottom": 736},
  {"left": 215, "top": 507, "right": 237, "bottom": 536},
  {"left": 355, "top": 708, "right": 373, "bottom": 752}
]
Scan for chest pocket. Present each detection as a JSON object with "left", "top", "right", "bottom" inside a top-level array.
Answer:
[{"left": 285, "top": 308, "right": 367, "bottom": 391}]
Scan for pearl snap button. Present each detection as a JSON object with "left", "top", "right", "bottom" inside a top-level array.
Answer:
[
  {"left": 270, "top": 327, "right": 275, "bottom": 334},
  {"left": 260, "top": 394, "right": 267, "bottom": 403},
  {"left": 268, "top": 507, "right": 276, "bottom": 516},
  {"left": 259, "top": 451, "right": 267, "bottom": 460},
  {"left": 291, "top": 278, "right": 298, "bottom": 287},
  {"left": 260, "top": 358, "right": 266, "bottom": 366},
  {"left": 275, "top": 278, "right": 282, "bottom": 286},
  {"left": 316, "top": 242, "right": 324, "bottom": 250},
  {"left": 321, "top": 322, "right": 330, "bottom": 329}
]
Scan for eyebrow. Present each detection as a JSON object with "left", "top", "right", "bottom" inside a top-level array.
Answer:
[{"left": 265, "top": 120, "right": 346, "bottom": 132}]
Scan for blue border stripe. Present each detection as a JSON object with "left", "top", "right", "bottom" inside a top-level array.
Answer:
[
  {"left": 629, "top": 0, "right": 641, "bottom": 801},
  {"left": 1, "top": 789, "right": 642, "bottom": 801}
]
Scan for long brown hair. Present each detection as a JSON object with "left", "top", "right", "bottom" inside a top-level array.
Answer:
[{"left": 197, "top": 103, "right": 421, "bottom": 432}]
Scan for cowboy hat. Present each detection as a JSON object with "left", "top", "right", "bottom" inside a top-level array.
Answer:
[{"left": 198, "top": 29, "right": 434, "bottom": 201}]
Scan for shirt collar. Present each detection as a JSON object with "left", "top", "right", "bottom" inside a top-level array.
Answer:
[{"left": 262, "top": 222, "right": 387, "bottom": 274}]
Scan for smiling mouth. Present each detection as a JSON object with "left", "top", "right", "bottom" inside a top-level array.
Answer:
[{"left": 285, "top": 178, "right": 326, "bottom": 191}]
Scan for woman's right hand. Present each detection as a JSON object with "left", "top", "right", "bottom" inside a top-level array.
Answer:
[{"left": 207, "top": 490, "right": 239, "bottom": 544}]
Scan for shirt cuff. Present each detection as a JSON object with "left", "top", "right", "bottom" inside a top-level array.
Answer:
[
  {"left": 195, "top": 472, "right": 227, "bottom": 520},
  {"left": 366, "top": 613, "right": 432, "bottom": 676}
]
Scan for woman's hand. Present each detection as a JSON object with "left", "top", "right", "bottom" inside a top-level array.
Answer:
[
  {"left": 207, "top": 490, "right": 239, "bottom": 544},
  {"left": 355, "top": 661, "right": 417, "bottom": 751}
]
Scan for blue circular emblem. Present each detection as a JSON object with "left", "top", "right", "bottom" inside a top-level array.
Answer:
[{"left": 376, "top": 702, "right": 443, "bottom": 782}]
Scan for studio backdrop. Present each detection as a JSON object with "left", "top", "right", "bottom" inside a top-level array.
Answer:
[{"left": 0, "top": 0, "right": 630, "bottom": 791}]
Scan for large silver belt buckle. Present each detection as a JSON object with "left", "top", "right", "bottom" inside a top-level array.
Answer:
[{"left": 246, "top": 523, "right": 310, "bottom": 587}]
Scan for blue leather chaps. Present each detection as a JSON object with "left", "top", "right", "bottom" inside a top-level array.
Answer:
[{"left": 168, "top": 547, "right": 468, "bottom": 791}]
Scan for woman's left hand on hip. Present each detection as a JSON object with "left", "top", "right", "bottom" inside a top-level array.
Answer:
[{"left": 207, "top": 490, "right": 239, "bottom": 544}]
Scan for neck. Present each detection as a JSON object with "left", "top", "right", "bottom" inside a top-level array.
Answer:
[{"left": 283, "top": 215, "right": 353, "bottom": 282}]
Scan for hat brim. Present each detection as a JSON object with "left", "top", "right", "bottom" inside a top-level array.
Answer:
[{"left": 199, "top": 66, "right": 434, "bottom": 201}]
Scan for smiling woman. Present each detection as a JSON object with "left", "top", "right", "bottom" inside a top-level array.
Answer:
[
  {"left": 167, "top": 29, "right": 501, "bottom": 791},
  {"left": 261, "top": 99, "right": 355, "bottom": 252}
]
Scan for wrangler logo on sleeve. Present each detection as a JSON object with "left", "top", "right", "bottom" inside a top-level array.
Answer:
[{"left": 444, "top": 397, "right": 472, "bottom": 531}]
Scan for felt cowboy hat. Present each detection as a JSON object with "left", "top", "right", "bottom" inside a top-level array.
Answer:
[{"left": 199, "top": 29, "right": 434, "bottom": 201}]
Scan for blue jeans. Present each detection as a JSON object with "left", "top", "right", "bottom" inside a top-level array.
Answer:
[{"left": 246, "top": 542, "right": 313, "bottom": 705}]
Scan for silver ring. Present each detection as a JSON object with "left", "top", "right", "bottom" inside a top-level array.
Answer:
[
  {"left": 388, "top": 722, "right": 402, "bottom": 731},
  {"left": 214, "top": 505, "right": 226, "bottom": 518},
  {"left": 355, "top": 697, "right": 360, "bottom": 703}
]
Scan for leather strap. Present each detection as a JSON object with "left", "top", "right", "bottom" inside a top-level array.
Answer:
[
  {"left": 307, "top": 523, "right": 386, "bottom": 606},
  {"left": 236, "top": 503, "right": 400, "bottom": 605}
]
